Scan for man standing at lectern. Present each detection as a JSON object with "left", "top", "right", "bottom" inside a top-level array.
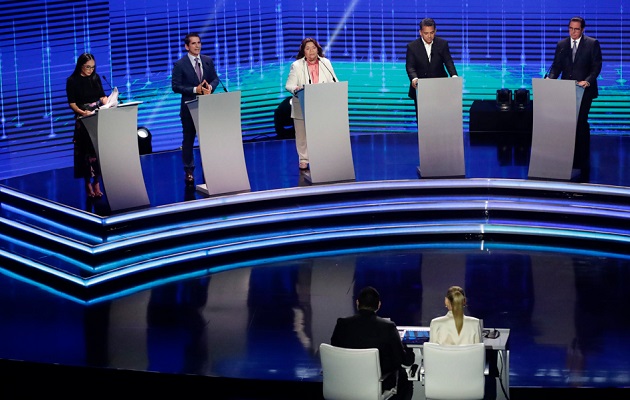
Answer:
[
  {"left": 172, "top": 32, "right": 219, "bottom": 186},
  {"left": 547, "top": 16, "right": 602, "bottom": 180},
  {"left": 405, "top": 18, "right": 458, "bottom": 120}
]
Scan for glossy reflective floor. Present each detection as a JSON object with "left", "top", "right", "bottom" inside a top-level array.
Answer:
[{"left": 1, "top": 132, "right": 630, "bottom": 399}]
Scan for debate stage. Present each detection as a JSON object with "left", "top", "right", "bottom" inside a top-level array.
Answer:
[{"left": 1, "top": 132, "right": 630, "bottom": 399}]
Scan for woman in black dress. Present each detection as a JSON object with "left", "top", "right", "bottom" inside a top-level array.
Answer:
[{"left": 66, "top": 53, "right": 108, "bottom": 198}]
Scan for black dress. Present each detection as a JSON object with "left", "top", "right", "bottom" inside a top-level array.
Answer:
[{"left": 66, "top": 74, "right": 105, "bottom": 179}]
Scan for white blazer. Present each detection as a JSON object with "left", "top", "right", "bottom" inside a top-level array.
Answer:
[
  {"left": 429, "top": 311, "right": 482, "bottom": 345},
  {"left": 284, "top": 56, "right": 338, "bottom": 119}
]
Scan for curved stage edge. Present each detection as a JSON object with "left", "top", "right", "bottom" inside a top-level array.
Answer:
[{"left": 2, "top": 178, "right": 630, "bottom": 303}]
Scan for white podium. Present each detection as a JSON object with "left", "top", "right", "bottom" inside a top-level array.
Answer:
[
  {"left": 528, "top": 78, "right": 584, "bottom": 180},
  {"left": 297, "top": 82, "right": 355, "bottom": 184},
  {"left": 81, "top": 102, "right": 149, "bottom": 212},
  {"left": 186, "top": 91, "right": 250, "bottom": 196},
  {"left": 416, "top": 78, "right": 465, "bottom": 178}
]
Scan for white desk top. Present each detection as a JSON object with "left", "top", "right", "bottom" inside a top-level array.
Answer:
[{"left": 397, "top": 326, "right": 510, "bottom": 350}]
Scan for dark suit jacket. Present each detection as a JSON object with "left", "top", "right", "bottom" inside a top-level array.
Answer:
[
  {"left": 172, "top": 54, "right": 220, "bottom": 117},
  {"left": 405, "top": 36, "right": 458, "bottom": 99},
  {"left": 330, "top": 310, "right": 414, "bottom": 376},
  {"left": 548, "top": 35, "right": 602, "bottom": 99}
]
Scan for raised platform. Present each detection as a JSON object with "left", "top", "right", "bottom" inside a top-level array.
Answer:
[{"left": 2, "top": 177, "right": 630, "bottom": 302}]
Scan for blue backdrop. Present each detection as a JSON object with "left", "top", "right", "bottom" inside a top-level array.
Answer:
[{"left": 0, "top": 0, "right": 628, "bottom": 178}]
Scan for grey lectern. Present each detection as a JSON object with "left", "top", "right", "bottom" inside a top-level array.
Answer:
[
  {"left": 528, "top": 78, "right": 584, "bottom": 180},
  {"left": 416, "top": 78, "right": 465, "bottom": 178},
  {"left": 186, "top": 91, "right": 250, "bottom": 196},
  {"left": 81, "top": 102, "right": 149, "bottom": 212},
  {"left": 297, "top": 82, "right": 355, "bottom": 184}
]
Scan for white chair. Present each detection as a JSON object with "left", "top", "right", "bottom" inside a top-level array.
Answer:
[
  {"left": 319, "top": 343, "right": 398, "bottom": 400},
  {"left": 422, "top": 342, "right": 486, "bottom": 400}
]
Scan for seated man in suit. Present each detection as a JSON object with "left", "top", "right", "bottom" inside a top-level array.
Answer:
[{"left": 331, "top": 286, "right": 415, "bottom": 399}]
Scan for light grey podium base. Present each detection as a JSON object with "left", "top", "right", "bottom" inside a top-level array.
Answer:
[
  {"left": 528, "top": 78, "right": 583, "bottom": 180},
  {"left": 187, "top": 91, "right": 250, "bottom": 196},
  {"left": 81, "top": 102, "right": 149, "bottom": 212},
  {"left": 416, "top": 78, "right": 465, "bottom": 178},
  {"left": 297, "top": 82, "right": 355, "bottom": 184}
]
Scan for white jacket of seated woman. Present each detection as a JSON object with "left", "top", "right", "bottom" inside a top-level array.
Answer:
[{"left": 429, "top": 311, "right": 482, "bottom": 345}]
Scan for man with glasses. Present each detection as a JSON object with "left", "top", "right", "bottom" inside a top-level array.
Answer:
[{"left": 547, "top": 16, "right": 603, "bottom": 181}]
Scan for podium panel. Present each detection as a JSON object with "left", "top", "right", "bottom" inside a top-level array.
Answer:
[
  {"left": 187, "top": 92, "right": 250, "bottom": 196},
  {"left": 81, "top": 102, "right": 149, "bottom": 212},
  {"left": 416, "top": 78, "right": 465, "bottom": 178},
  {"left": 297, "top": 82, "right": 355, "bottom": 184},
  {"left": 528, "top": 78, "right": 583, "bottom": 180}
]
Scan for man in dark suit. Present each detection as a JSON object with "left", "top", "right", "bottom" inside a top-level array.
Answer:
[
  {"left": 172, "top": 32, "right": 219, "bottom": 186},
  {"left": 405, "top": 18, "right": 458, "bottom": 119},
  {"left": 331, "top": 286, "right": 415, "bottom": 399},
  {"left": 547, "top": 16, "right": 602, "bottom": 180}
]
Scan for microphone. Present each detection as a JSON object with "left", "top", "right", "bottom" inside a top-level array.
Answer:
[
  {"left": 98, "top": 74, "right": 119, "bottom": 107},
  {"left": 101, "top": 74, "right": 113, "bottom": 91},
  {"left": 218, "top": 77, "right": 229, "bottom": 92},
  {"left": 544, "top": 47, "right": 563, "bottom": 78},
  {"left": 305, "top": 58, "right": 312, "bottom": 84},
  {"left": 318, "top": 56, "right": 337, "bottom": 82}
]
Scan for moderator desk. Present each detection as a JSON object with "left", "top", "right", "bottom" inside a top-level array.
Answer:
[{"left": 397, "top": 326, "right": 510, "bottom": 400}]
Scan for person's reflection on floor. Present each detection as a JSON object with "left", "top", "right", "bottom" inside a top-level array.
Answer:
[{"left": 146, "top": 277, "right": 211, "bottom": 374}]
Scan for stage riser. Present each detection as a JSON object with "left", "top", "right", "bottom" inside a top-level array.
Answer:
[{"left": 3, "top": 180, "right": 630, "bottom": 301}]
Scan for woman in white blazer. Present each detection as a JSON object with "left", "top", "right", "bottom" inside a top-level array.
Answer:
[
  {"left": 429, "top": 286, "right": 482, "bottom": 345},
  {"left": 285, "top": 37, "right": 339, "bottom": 170}
]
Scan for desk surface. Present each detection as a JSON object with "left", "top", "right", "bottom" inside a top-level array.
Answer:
[{"left": 397, "top": 326, "right": 510, "bottom": 350}]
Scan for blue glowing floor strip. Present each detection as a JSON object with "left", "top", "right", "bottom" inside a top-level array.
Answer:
[
  {"left": 1, "top": 204, "right": 105, "bottom": 244},
  {"left": 5, "top": 179, "right": 630, "bottom": 230},
  {"left": 5, "top": 194, "right": 630, "bottom": 258},
  {"left": 88, "top": 240, "right": 630, "bottom": 305},
  {"left": 1, "top": 185, "right": 103, "bottom": 224},
  {"left": 0, "top": 248, "right": 86, "bottom": 285},
  {"left": 76, "top": 223, "right": 630, "bottom": 287}
]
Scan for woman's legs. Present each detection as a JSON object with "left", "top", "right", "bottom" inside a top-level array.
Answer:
[
  {"left": 293, "top": 118, "right": 308, "bottom": 169},
  {"left": 85, "top": 178, "right": 95, "bottom": 197},
  {"left": 91, "top": 179, "right": 103, "bottom": 197}
]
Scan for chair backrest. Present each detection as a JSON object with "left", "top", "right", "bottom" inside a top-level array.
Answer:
[
  {"left": 423, "top": 342, "right": 485, "bottom": 400},
  {"left": 319, "top": 343, "right": 384, "bottom": 400}
]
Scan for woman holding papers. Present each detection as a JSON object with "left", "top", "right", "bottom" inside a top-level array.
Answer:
[
  {"left": 285, "top": 37, "right": 338, "bottom": 170},
  {"left": 66, "top": 53, "right": 108, "bottom": 198},
  {"left": 429, "top": 286, "right": 482, "bottom": 345}
]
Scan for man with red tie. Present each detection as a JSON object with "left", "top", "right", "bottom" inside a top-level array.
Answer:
[
  {"left": 172, "top": 33, "right": 219, "bottom": 186},
  {"left": 547, "top": 17, "right": 603, "bottom": 180}
]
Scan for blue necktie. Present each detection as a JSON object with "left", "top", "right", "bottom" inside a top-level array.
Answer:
[{"left": 572, "top": 40, "right": 577, "bottom": 62}]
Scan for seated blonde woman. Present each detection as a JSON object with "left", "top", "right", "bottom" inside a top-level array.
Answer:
[{"left": 429, "top": 286, "right": 482, "bottom": 345}]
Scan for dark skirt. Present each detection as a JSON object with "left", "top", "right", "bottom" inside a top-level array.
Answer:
[{"left": 73, "top": 118, "right": 101, "bottom": 180}]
